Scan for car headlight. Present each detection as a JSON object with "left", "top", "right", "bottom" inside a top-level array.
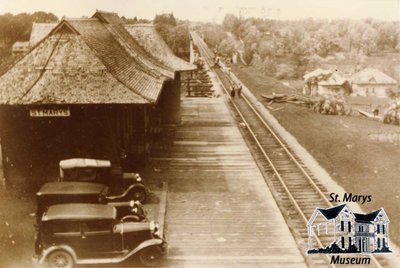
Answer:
[
  {"left": 150, "top": 221, "right": 156, "bottom": 232},
  {"left": 136, "top": 176, "right": 142, "bottom": 182}
]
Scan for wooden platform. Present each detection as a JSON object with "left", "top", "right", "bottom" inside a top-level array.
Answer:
[{"left": 150, "top": 95, "right": 307, "bottom": 267}]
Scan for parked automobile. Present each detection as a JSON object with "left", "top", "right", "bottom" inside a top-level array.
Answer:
[
  {"left": 33, "top": 203, "right": 166, "bottom": 268},
  {"left": 36, "top": 182, "right": 147, "bottom": 223},
  {"left": 59, "top": 158, "right": 147, "bottom": 203}
]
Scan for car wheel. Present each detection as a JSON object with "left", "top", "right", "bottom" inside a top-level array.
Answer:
[
  {"left": 48, "top": 250, "right": 74, "bottom": 268},
  {"left": 131, "top": 186, "right": 146, "bottom": 203},
  {"left": 139, "top": 246, "right": 162, "bottom": 267}
]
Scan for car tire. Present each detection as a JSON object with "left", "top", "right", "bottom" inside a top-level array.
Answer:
[
  {"left": 130, "top": 185, "right": 146, "bottom": 203},
  {"left": 139, "top": 246, "right": 162, "bottom": 267},
  {"left": 47, "top": 250, "right": 74, "bottom": 268}
]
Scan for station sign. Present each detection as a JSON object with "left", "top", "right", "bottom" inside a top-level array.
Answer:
[{"left": 29, "top": 108, "right": 70, "bottom": 117}]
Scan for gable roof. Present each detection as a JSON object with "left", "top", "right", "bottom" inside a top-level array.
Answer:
[
  {"left": 29, "top": 22, "right": 58, "bottom": 46},
  {"left": 303, "top": 68, "right": 332, "bottom": 81},
  {"left": 318, "top": 72, "right": 349, "bottom": 86},
  {"left": 92, "top": 11, "right": 175, "bottom": 79},
  {"left": 351, "top": 68, "right": 397, "bottom": 85},
  {"left": 0, "top": 13, "right": 175, "bottom": 105},
  {"left": 354, "top": 208, "right": 389, "bottom": 223},
  {"left": 124, "top": 24, "right": 196, "bottom": 72},
  {"left": 354, "top": 209, "right": 381, "bottom": 223},
  {"left": 317, "top": 204, "right": 347, "bottom": 220}
]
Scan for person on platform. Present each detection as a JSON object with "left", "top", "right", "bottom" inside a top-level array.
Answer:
[
  {"left": 237, "top": 83, "right": 242, "bottom": 97},
  {"left": 230, "top": 86, "right": 236, "bottom": 98}
]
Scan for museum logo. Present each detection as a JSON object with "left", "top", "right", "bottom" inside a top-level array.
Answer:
[{"left": 306, "top": 203, "right": 391, "bottom": 265}]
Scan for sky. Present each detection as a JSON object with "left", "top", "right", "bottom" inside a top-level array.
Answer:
[{"left": 0, "top": 0, "right": 399, "bottom": 22}]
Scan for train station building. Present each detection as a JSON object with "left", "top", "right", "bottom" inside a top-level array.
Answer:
[{"left": 0, "top": 11, "right": 195, "bottom": 183}]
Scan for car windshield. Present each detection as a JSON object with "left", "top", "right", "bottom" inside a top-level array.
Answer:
[{"left": 63, "top": 168, "right": 97, "bottom": 182}]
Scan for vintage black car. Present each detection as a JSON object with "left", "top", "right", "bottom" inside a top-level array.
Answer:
[
  {"left": 33, "top": 203, "right": 166, "bottom": 268},
  {"left": 36, "top": 182, "right": 146, "bottom": 223},
  {"left": 59, "top": 158, "right": 147, "bottom": 203}
]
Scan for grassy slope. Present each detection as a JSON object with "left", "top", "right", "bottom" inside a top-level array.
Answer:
[{"left": 232, "top": 65, "right": 400, "bottom": 245}]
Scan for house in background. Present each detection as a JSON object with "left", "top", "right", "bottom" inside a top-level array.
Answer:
[
  {"left": 303, "top": 69, "right": 351, "bottom": 97},
  {"left": 307, "top": 204, "right": 390, "bottom": 253},
  {"left": 11, "top": 41, "right": 30, "bottom": 55},
  {"left": 29, "top": 22, "right": 58, "bottom": 46},
  {"left": 11, "top": 22, "right": 57, "bottom": 55},
  {"left": 351, "top": 68, "right": 398, "bottom": 98},
  {"left": 317, "top": 72, "right": 352, "bottom": 96}
]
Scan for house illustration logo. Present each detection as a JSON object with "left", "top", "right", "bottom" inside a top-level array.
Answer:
[{"left": 307, "top": 203, "right": 392, "bottom": 254}]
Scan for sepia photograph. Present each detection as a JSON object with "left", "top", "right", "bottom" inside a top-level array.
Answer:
[{"left": 0, "top": 0, "right": 399, "bottom": 267}]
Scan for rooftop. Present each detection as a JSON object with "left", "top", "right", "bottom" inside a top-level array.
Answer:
[
  {"left": 29, "top": 22, "right": 58, "bottom": 46},
  {"left": 124, "top": 23, "right": 196, "bottom": 72},
  {"left": 317, "top": 204, "right": 347, "bottom": 220},
  {"left": 303, "top": 68, "right": 332, "bottom": 81},
  {"left": 318, "top": 72, "right": 349, "bottom": 86},
  {"left": 351, "top": 68, "right": 397, "bottom": 85},
  {"left": 37, "top": 181, "right": 107, "bottom": 196},
  {"left": 59, "top": 158, "right": 111, "bottom": 170},
  {"left": 42, "top": 203, "right": 116, "bottom": 221},
  {"left": 0, "top": 11, "right": 193, "bottom": 105},
  {"left": 354, "top": 209, "right": 382, "bottom": 223}
]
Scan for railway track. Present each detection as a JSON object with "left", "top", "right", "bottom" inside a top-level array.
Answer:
[{"left": 191, "top": 31, "right": 390, "bottom": 268}]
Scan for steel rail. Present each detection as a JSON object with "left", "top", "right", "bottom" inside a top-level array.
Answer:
[{"left": 191, "top": 31, "right": 384, "bottom": 268}]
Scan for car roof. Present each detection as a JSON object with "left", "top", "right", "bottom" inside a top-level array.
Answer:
[
  {"left": 42, "top": 203, "right": 117, "bottom": 221},
  {"left": 59, "top": 158, "right": 111, "bottom": 169},
  {"left": 37, "top": 182, "right": 107, "bottom": 196}
]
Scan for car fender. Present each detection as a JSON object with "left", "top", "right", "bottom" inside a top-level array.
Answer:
[
  {"left": 38, "top": 244, "right": 77, "bottom": 264},
  {"left": 107, "top": 183, "right": 146, "bottom": 200},
  {"left": 124, "top": 238, "right": 165, "bottom": 260},
  {"left": 123, "top": 183, "right": 146, "bottom": 197},
  {"left": 76, "top": 239, "right": 166, "bottom": 265}
]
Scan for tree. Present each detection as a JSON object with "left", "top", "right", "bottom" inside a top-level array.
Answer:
[
  {"left": 360, "top": 26, "right": 378, "bottom": 55},
  {"left": 31, "top": 11, "right": 58, "bottom": 23},
  {"left": 222, "top": 14, "right": 241, "bottom": 36},
  {"left": 154, "top": 17, "right": 190, "bottom": 57},
  {"left": 201, "top": 24, "right": 226, "bottom": 50},
  {"left": 218, "top": 38, "right": 236, "bottom": 57},
  {"left": 258, "top": 40, "right": 275, "bottom": 59},
  {"left": 154, "top": 13, "right": 176, "bottom": 26}
]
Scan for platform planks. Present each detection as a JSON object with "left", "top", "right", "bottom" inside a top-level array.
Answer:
[{"left": 150, "top": 96, "right": 307, "bottom": 267}]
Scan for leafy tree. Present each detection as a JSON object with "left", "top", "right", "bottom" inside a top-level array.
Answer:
[
  {"left": 222, "top": 14, "right": 241, "bottom": 36},
  {"left": 154, "top": 17, "right": 189, "bottom": 57},
  {"left": 0, "top": 12, "right": 58, "bottom": 45},
  {"left": 201, "top": 24, "right": 226, "bottom": 50},
  {"left": 218, "top": 38, "right": 236, "bottom": 57},
  {"left": 31, "top": 11, "right": 58, "bottom": 23},
  {"left": 154, "top": 13, "right": 176, "bottom": 26}
]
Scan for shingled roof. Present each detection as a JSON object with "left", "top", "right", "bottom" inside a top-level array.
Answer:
[
  {"left": 351, "top": 68, "right": 397, "bottom": 85},
  {"left": 29, "top": 22, "right": 58, "bottom": 46},
  {"left": 318, "top": 72, "right": 349, "bottom": 86},
  {"left": 124, "top": 24, "right": 196, "bottom": 72},
  {"left": 0, "top": 12, "right": 181, "bottom": 105},
  {"left": 303, "top": 68, "right": 332, "bottom": 82},
  {"left": 92, "top": 11, "right": 175, "bottom": 79}
]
